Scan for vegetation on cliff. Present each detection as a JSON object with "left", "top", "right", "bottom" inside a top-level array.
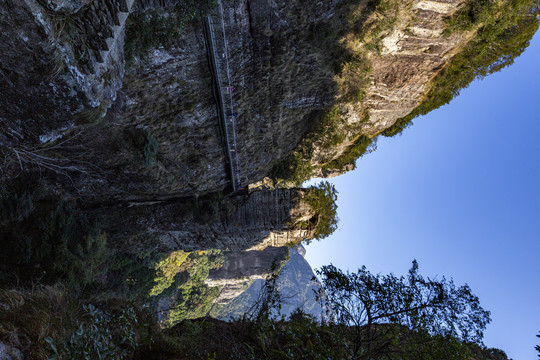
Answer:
[
  {"left": 0, "top": 261, "right": 507, "bottom": 359},
  {"left": 271, "top": 0, "right": 397, "bottom": 184},
  {"left": 124, "top": 0, "right": 216, "bottom": 61},
  {"left": 383, "top": 0, "right": 540, "bottom": 137},
  {"left": 275, "top": 0, "right": 539, "bottom": 182},
  {"left": 303, "top": 182, "right": 339, "bottom": 241}
]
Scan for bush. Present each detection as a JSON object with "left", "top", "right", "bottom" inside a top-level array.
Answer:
[
  {"left": 0, "top": 199, "right": 107, "bottom": 291},
  {"left": 302, "top": 182, "right": 339, "bottom": 242},
  {"left": 123, "top": 127, "right": 159, "bottom": 167},
  {"left": 446, "top": 0, "right": 496, "bottom": 31},
  {"left": 46, "top": 303, "right": 138, "bottom": 360},
  {"left": 160, "top": 250, "right": 224, "bottom": 327},
  {"left": 323, "top": 135, "right": 376, "bottom": 172}
]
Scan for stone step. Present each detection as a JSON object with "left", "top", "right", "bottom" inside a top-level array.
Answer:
[{"left": 96, "top": 0, "right": 134, "bottom": 64}]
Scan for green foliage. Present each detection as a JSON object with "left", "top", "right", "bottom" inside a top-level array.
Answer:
[
  {"left": 160, "top": 250, "right": 223, "bottom": 327},
  {"left": 446, "top": 0, "right": 497, "bottom": 31},
  {"left": 323, "top": 135, "right": 376, "bottom": 173},
  {"left": 302, "top": 182, "right": 339, "bottom": 242},
  {"left": 150, "top": 250, "right": 191, "bottom": 297},
  {"left": 0, "top": 199, "right": 107, "bottom": 291},
  {"left": 124, "top": 0, "right": 217, "bottom": 61},
  {"left": 143, "top": 302, "right": 505, "bottom": 360},
  {"left": 383, "top": 0, "right": 540, "bottom": 137},
  {"left": 316, "top": 260, "right": 491, "bottom": 359},
  {"left": 46, "top": 303, "right": 138, "bottom": 360}
]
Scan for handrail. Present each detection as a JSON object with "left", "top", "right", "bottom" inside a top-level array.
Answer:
[{"left": 203, "top": 5, "right": 242, "bottom": 192}]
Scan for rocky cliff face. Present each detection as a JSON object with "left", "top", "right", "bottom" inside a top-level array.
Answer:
[
  {"left": 0, "top": 0, "right": 131, "bottom": 149},
  {"left": 361, "top": 0, "right": 470, "bottom": 135},
  {"left": 93, "top": 188, "right": 318, "bottom": 253},
  {"left": 210, "top": 245, "right": 330, "bottom": 321},
  {"left": 0, "top": 0, "right": 496, "bottom": 198},
  {"left": 205, "top": 246, "right": 289, "bottom": 305},
  {"left": 1, "top": 0, "right": 536, "bottom": 335},
  {"left": 1, "top": 0, "right": 535, "bottom": 253}
]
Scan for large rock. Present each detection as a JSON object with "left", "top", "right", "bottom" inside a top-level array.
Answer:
[{"left": 0, "top": 342, "right": 23, "bottom": 360}]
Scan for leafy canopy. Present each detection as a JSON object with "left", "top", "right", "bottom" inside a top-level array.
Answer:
[{"left": 317, "top": 260, "right": 491, "bottom": 344}]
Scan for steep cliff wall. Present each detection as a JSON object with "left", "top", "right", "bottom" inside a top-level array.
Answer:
[
  {"left": 88, "top": 188, "right": 318, "bottom": 253},
  {"left": 0, "top": 0, "right": 130, "bottom": 150},
  {"left": 1, "top": 0, "right": 536, "bottom": 198},
  {"left": 210, "top": 246, "right": 330, "bottom": 320},
  {"left": 205, "top": 246, "right": 289, "bottom": 305}
]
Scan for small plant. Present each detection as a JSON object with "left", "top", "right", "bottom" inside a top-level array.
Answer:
[
  {"left": 123, "top": 127, "right": 159, "bottom": 167},
  {"left": 124, "top": 0, "right": 217, "bottom": 61},
  {"left": 46, "top": 303, "right": 138, "bottom": 360},
  {"left": 143, "top": 130, "right": 159, "bottom": 167},
  {"left": 0, "top": 191, "right": 34, "bottom": 226}
]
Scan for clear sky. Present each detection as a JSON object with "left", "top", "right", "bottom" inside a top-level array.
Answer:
[{"left": 305, "top": 31, "right": 540, "bottom": 359}]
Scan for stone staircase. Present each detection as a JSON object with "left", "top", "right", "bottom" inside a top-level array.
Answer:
[{"left": 70, "top": 0, "right": 134, "bottom": 73}]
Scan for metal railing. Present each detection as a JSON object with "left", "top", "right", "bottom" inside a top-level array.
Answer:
[{"left": 203, "top": 1, "right": 242, "bottom": 192}]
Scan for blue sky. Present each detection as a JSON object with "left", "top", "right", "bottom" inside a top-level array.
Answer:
[{"left": 305, "top": 31, "right": 540, "bottom": 359}]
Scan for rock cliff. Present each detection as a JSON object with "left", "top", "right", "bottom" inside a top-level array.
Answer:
[
  {"left": 205, "top": 246, "right": 290, "bottom": 305},
  {"left": 2, "top": 0, "right": 535, "bottom": 196},
  {"left": 1, "top": 0, "right": 537, "bottom": 335},
  {"left": 91, "top": 188, "right": 320, "bottom": 253},
  {"left": 210, "top": 245, "right": 330, "bottom": 321}
]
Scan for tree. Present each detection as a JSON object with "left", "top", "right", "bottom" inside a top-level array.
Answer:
[
  {"left": 316, "top": 261, "right": 491, "bottom": 359},
  {"left": 304, "top": 181, "right": 339, "bottom": 242},
  {"left": 536, "top": 331, "right": 540, "bottom": 358}
]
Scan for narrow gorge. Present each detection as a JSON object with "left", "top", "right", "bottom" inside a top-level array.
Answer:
[{"left": 0, "top": 0, "right": 537, "bottom": 357}]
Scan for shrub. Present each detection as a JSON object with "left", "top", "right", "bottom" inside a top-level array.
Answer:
[
  {"left": 323, "top": 135, "right": 376, "bottom": 172},
  {"left": 150, "top": 251, "right": 191, "bottom": 297},
  {"left": 302, "top": 182, "right": 339, "bottom": 242},
  {"left": 123, "top": 127, "right": 159, "bottom": 167},
  {"left": 46, "top": 303, "right": 138, "bottom": 360},
  {"left": 161, "top": 250, "right": 224, "bottom": 327},
  {"left": 0, "top": 199, "right": 107, "bottom": 291},
  {"left": 143, "top": 130, "right": 159, "bottom": 167}
]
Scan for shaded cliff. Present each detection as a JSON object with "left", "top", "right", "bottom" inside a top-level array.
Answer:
[{"left": 92, "top": 188, "right": 321, "bottom": 253}]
